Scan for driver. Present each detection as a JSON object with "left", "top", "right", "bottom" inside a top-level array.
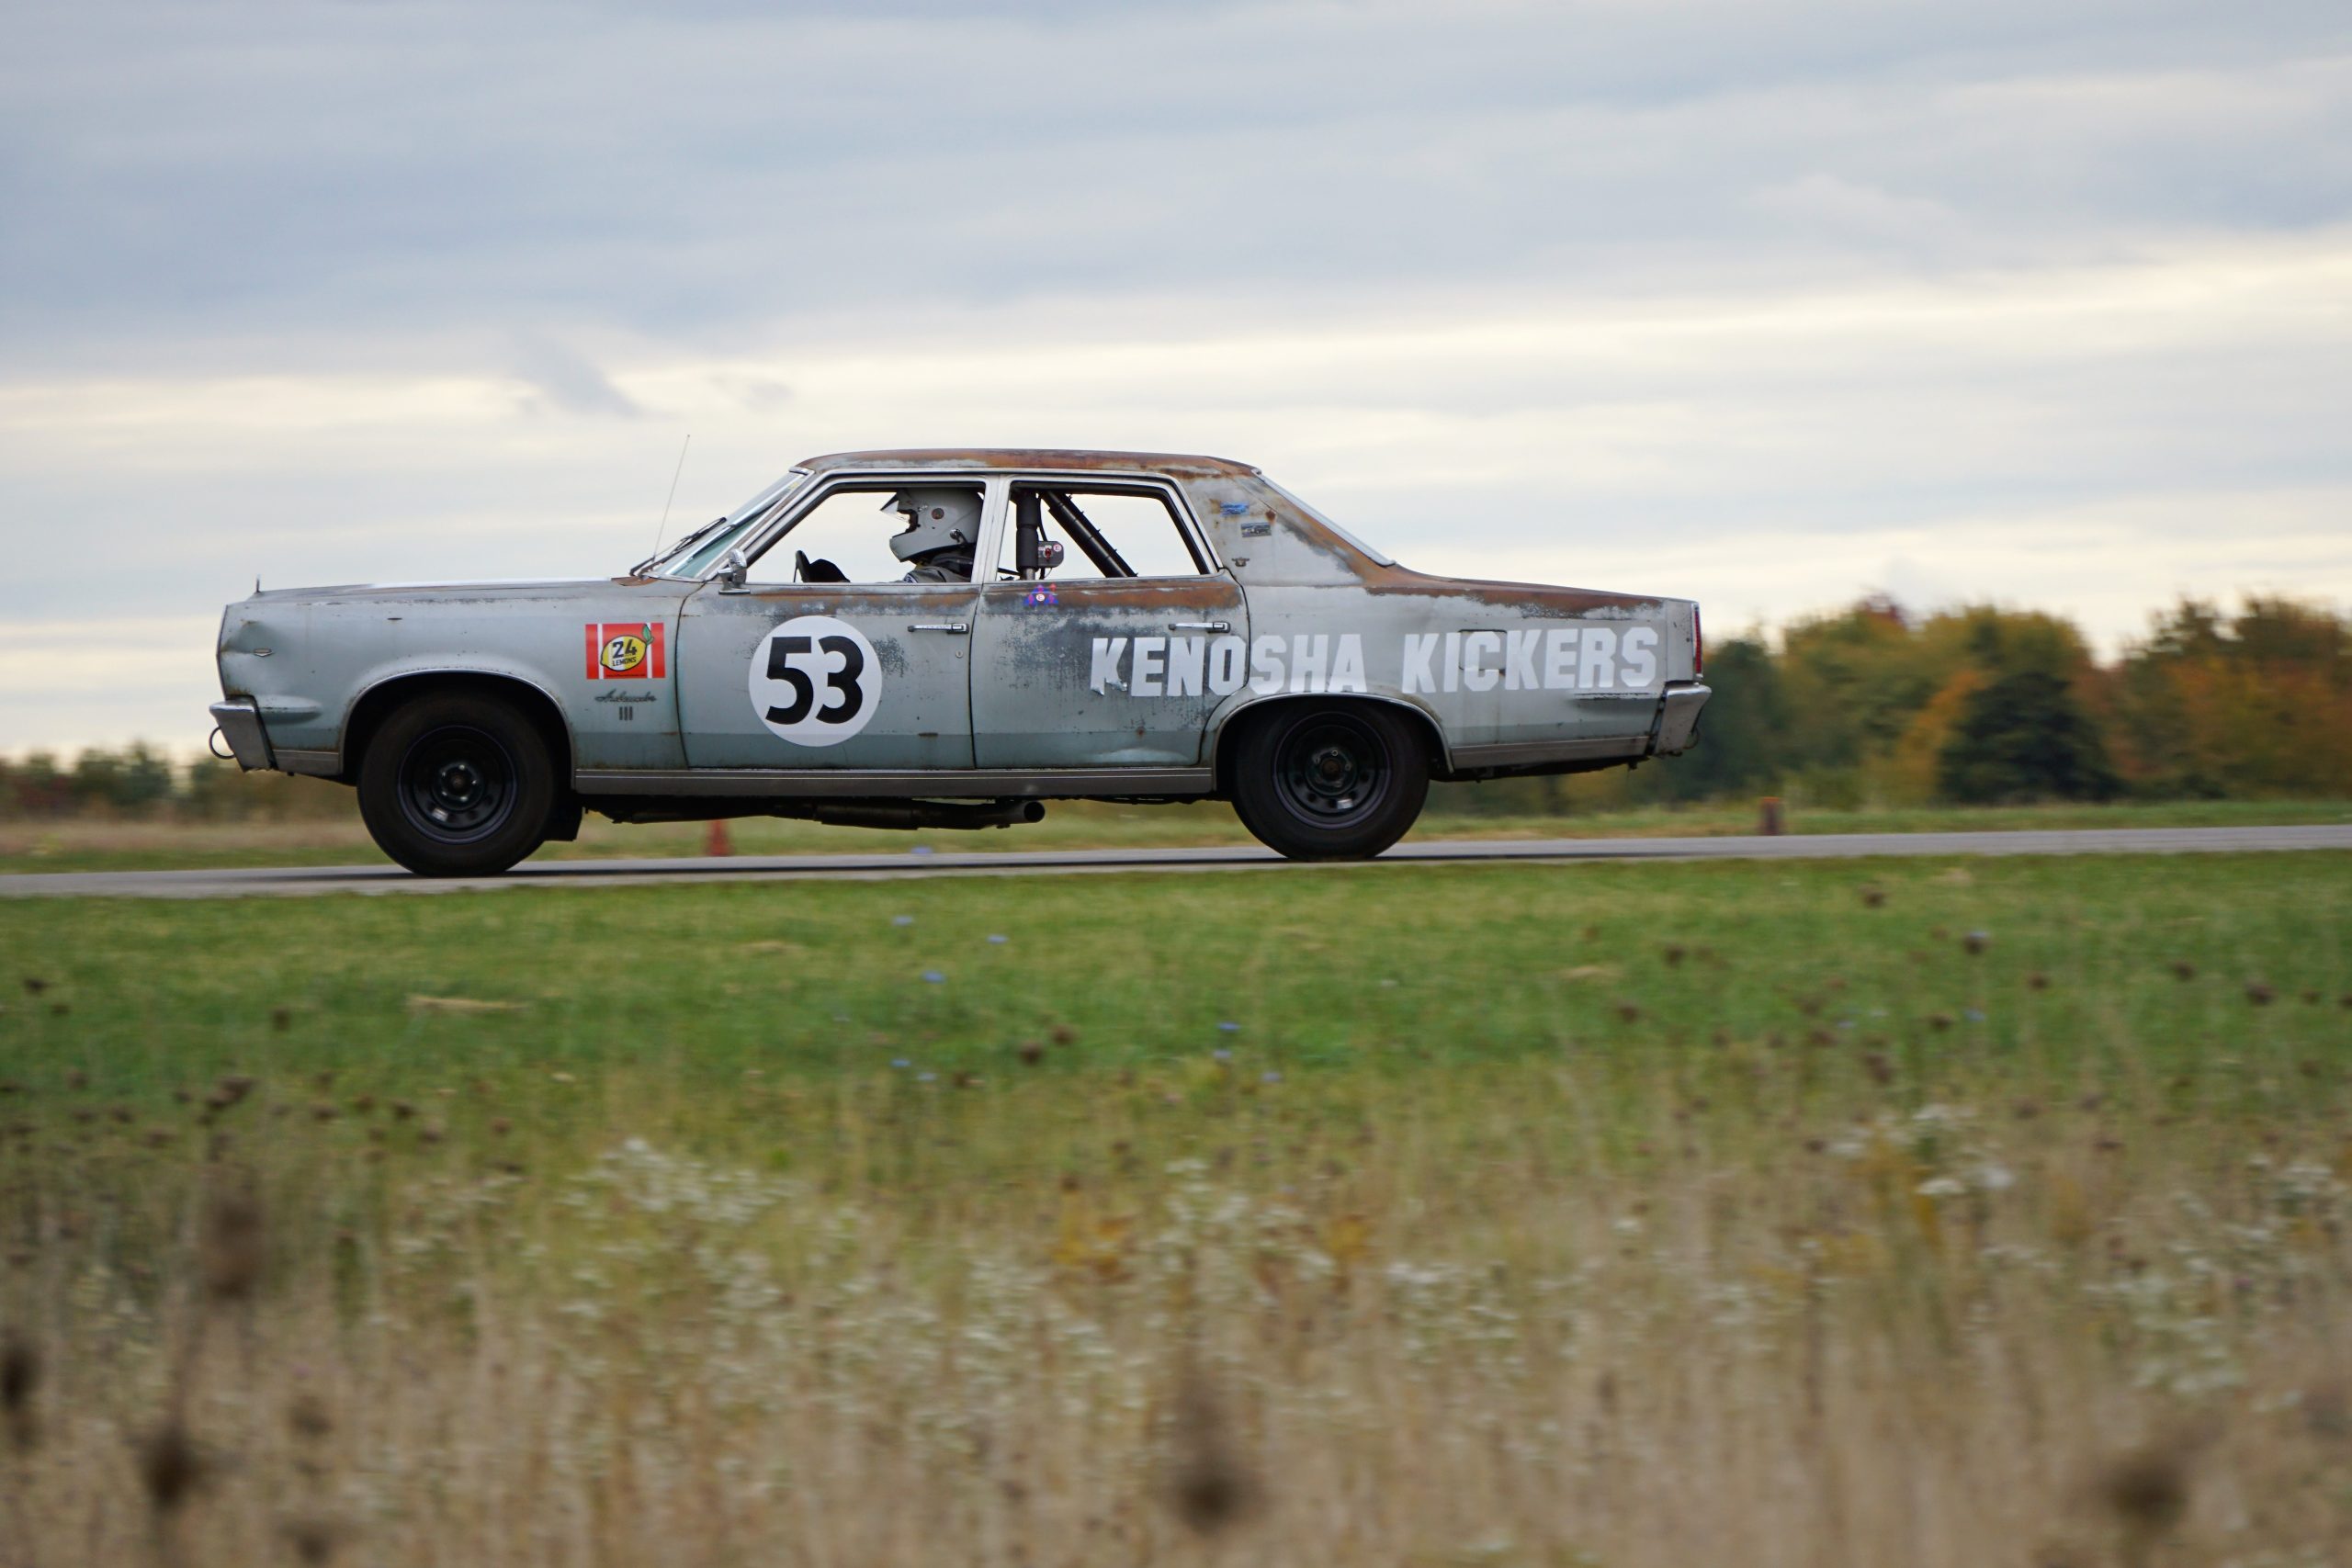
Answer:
[{"left": 885, "top": 490, "right": 982, "bottom": 584}]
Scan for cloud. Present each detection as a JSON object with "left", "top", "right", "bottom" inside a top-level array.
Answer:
[
  {"left": 511, "top": 335, "right": 640, "bottom": 418},
  {"left": 1, "top": 0, "right": 2348, "bottom": 749}
]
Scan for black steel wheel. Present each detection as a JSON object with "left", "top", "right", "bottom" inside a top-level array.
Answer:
[
  {"left": 1228, "top": 703, "right": 1429, "bottom": 861},
  {"left": 357, "top": 693, "right": 555, "bottom": 876}
]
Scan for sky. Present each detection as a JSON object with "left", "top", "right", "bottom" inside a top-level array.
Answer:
[{"left": 3, "top": 0, "right": 2348, "bottom": 752}]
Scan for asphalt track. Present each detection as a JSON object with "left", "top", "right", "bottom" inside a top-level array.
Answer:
[{"left": 3, "top": 824, "right": 2346, "bottom": 899}]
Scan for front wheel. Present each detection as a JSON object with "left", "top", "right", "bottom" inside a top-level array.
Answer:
[
  {"left": 356, "top": 694, "right": 555, "bottom": 876},
  {"left": 1227, "top": 703, "right": 1429, "bottom": 861}
]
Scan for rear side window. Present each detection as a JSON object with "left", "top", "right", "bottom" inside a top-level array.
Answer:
[{"left": 1001, "top": 486, "right": 1209, "bottom": 581}]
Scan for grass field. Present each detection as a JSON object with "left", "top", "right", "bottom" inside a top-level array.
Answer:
[
  {"left": 5, "top": 794, "right": 2349, "bottom": 874},
  {"left": 3, "top": 854, "right": 2350, "bottom": 1564}
]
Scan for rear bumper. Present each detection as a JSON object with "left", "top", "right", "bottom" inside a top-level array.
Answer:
[
  {"left": 1652, "top": 682, "right": 1711, "bottom": 755},
  {"left": 208, "top": 698, "right": 276, "bottom": 771}
]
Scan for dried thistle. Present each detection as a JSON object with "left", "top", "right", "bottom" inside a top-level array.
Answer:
[
  {"left": 2098, "top": 1447, "right": 2187, "bottom": 1531},
  {"left": 287, "top": 1391, "right": 334, "bottom": 1442},
  {"left": 135, "top": 1418, "right": 209, "bottom": 1514},
  {"left": 2089, "top": 1424, "right": 2216, "bottom": 1563},
  {"left": 1164, "top": 1368, "right": 1261, "bottom": 1538},
  {"left": 2, "top": 1327, "right": 38, "bottom": 1452},
  {"left": 280, "top": 1513, "right": 342, "bottom": 1564},
  {"left": 198, "top": 1190, "right": 266, "bottom": 1302}
]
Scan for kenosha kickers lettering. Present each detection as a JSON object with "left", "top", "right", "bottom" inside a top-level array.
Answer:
[{"left": 1087, "top": 625, "right": 1659, "bottom": 696}]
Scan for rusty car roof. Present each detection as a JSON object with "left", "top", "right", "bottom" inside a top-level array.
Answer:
[{"left": 798, "top": 448, "right": 1261, "bottom": 479}]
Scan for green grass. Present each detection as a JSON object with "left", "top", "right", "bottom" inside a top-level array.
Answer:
[
  {"left": 7, "top": 853, "right": 2346, "bottom": 1131},
  {"left": 5, "top": 794, "right": 2347, "bottom": 875},
  {"left": 6, "top": 853, "right": 2351, "bottom": 1564}
]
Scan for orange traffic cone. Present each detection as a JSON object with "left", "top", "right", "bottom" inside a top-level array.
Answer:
[{"left": 705, "top": 818, "right": 735, "bottom": 857}]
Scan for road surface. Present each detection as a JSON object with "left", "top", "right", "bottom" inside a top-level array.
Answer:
[{"left": 4, "top": 824, "right": 2346, "bottom": 899}]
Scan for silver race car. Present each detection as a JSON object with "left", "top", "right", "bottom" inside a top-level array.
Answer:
[{"left": 211, "top": 449, "right": 1709, "bottom": 874}]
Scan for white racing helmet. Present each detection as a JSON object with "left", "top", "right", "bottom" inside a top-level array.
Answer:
[{"left": 884, "top": 489, "right": 982, "bottom": 563}]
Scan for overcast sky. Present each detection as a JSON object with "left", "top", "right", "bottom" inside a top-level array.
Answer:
[{"left": 4, "top": 0, "right": 2348, "bottom": 752}]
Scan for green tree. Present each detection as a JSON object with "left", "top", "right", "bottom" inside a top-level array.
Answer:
[
  {"left": 1644, "top": 635, "right": 1786, "bottom": 800},
  {"left": 1936, "top": 669, "right": 2119, "bottom": 803}
]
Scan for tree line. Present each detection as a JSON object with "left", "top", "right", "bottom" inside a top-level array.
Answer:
[
  {"left": 4, "top": 595, "right": 2346, "bottom": 821},
  {"left": 1563, "top": 593, "right": 2352, "bottom": 813}
]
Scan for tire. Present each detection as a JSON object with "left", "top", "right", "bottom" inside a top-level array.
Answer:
[
  {"left": 356, "top": 693, "right": 555, "bottom": 876},
  {"left": 1227, "top": 703, "right": 1429, "bottom": 861}
]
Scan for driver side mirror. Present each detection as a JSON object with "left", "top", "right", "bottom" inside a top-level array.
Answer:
[
  {"left": 1035, "top": 539, "right": 1065, "bottom": 572},
  {"left": 715, "top": 547, "right": 750, "bottom": 592}
]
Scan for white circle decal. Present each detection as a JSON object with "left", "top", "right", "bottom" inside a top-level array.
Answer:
[{"left": 748, "top": 616, "right": 880, "bottom": 747}]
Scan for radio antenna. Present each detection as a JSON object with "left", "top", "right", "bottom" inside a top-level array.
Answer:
[{"left": 650, "top": 434, "right": 692, "bottom": 557}]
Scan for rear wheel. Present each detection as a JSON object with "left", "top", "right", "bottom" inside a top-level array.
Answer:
[
  {"left": 1227, "top": 703, "right": 1429, "bottom": 861},
  {"left": 356, "top": 693, "right": 555, "bottom": 876}
]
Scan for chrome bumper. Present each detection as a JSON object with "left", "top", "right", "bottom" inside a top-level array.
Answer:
[
  {"left": 208, "top": 698, "right": 276, "bottom": 771},
  {"left": 1652, "top": 682, "right": 1711, "bottom": 755}
]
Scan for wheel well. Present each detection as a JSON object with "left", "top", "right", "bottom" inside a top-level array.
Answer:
[
  {"left": 344, "top": 673, "right": 574, "bottom": 786},
  {"left": 1212, "top": 694, "right": 1445, "bottom": 794}
]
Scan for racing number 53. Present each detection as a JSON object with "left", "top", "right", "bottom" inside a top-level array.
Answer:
[
  {"left": 747, "top": 615, "right": 883, "bottom": 748},
  {"left": 763, "top": 634, "right": 865, "bottom": 727}
]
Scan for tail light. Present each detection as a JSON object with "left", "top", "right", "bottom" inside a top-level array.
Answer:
[{"left": 1692, "top": 606, "right": 1703, "bottom": 675}]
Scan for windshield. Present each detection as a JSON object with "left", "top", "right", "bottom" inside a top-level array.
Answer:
[{"left": 639, "top": 469, "right": 811, "bottom": 578}]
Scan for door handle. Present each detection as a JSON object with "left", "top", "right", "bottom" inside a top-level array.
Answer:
[
  {"left": 908, "top": 622, "right": 969, "bottom": 635},
  {"left": 1170, "top": 620, "right": 1231, "bottom": 632}
]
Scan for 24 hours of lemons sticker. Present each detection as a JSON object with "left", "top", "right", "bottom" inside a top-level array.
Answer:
[{"left": 586, "top": 622, "right": 665, "bottom": 679}]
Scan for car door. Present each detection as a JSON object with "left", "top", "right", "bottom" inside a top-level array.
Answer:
[
  {"left": 968, "top": 479, "right": 1248, "bottom": 768},
  {"left": 673, "top": 477, "right": 991, "bottom": 770}
]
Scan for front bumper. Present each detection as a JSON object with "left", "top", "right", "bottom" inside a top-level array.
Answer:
[
  {"left": 1652, "top": 682, "right": 1711, "bottom": 755},
  {"left": 208, "top": 698, "right": 276, "bottom": 771}
]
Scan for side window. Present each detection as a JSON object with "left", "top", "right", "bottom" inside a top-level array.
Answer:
[
  {"left": 1002, "top": 486, "right": 1208, "bottom": 581},
  {"left": 748, "top": 483, "right": 986, "bottom": 585}
]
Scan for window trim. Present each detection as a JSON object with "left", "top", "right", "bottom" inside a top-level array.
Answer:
[
  {"left": 719, "top": 471, "right": 1010, "bottom": 588},
  {"left": 995, "top": 472, "right": 1222, "bottom": 581}
]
